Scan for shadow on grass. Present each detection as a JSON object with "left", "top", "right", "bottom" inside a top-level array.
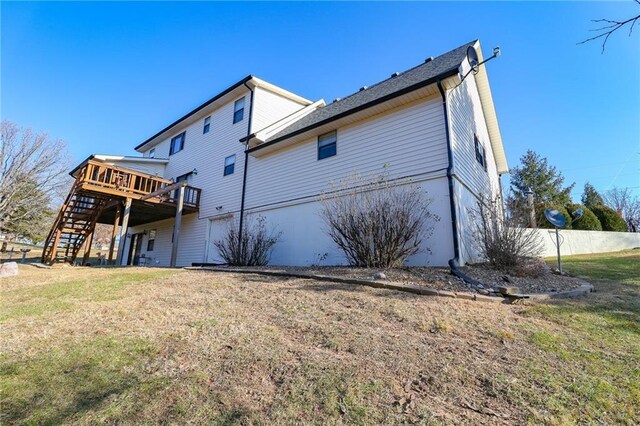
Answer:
[{"left": 0, "top": 337, "right": 156, "bottom": 425}]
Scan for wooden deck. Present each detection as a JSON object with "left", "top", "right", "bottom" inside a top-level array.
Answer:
[{"left": 42, "top": 160, "right": 201, "bottom": 265}]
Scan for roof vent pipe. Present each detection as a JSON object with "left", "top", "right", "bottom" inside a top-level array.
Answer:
[
  {"left": 359, "top": 86, "right": 368, "bottom": 91},
  {"left": 391, "top": 72, "right": 400, "bottom": 78},
  {"left": 333, "top": 97, "right": 341, "bottom": 103},
  {"left": 425, "top": 57, "right": 434, "bottom": 63}
]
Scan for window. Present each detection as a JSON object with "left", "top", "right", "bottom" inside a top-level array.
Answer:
[
  {"left": 233, "top": 97, "right": 245, "bottom": 124},
  {"left": 176, "top": 172, "right": 192, "bottom": 183},
  {"left": 203, "top": 116, "right": 211, "bottom": 134},
  {"left": 223, "top": 155, "right": 236, "bottom": 176},
  {"left": 169, "top": 132, "right": 185, "bottom": 155},
  {"left": 474, "top": 135, "right": 486, "bottom": 170},
  {"left": 174, "top": 172, "right": 193, "bottom": 199},
  {"left": 318, "top": 130, "right": 337, "bottom": 160},
  {"left": 148, "top": 148, "right": 155, "bottom": 158},
  {"left": 147, "top": 230, "right": 156, "bottom": 251}
]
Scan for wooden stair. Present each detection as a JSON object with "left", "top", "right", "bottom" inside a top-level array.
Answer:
[
  {"left": 41, "top": 159, "right": 201, "bottom": 266},
  {"left": 41, "top": 180, "right": 111, "bottom": 265}
]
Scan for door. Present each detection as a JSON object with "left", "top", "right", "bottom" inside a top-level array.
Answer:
[
  {"left": 206, "top": 218, "right": 230, "bottom": 264},
  {"left": 127, "top": 233, "right": 144, "bottom": 265}
]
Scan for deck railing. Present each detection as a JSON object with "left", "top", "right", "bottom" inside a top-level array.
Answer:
[{"left": 76, "top": 160, "right": 201, "bottom": 208}]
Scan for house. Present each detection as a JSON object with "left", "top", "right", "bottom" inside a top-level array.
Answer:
[{"left": 42, "top": 40, "right": 508, "bottom": 268}]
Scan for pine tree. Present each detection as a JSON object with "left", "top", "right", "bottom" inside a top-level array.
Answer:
[
  {"left": 581, "top": 182, "right": 604, "bottom": 208},
  {"left": 509, "top": 150, "right": 574, "bottom": 206}
]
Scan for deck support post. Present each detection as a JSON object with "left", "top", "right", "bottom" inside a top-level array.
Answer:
[
  {"left": 108, "top": 203, "right": 122, "bottom": 264},
  {"left": 116, "top": 197, "right": 132, "bottom": 266},
  {"left": 82, "top": 229, "right": 95, "bottom": 265},
  {"left": 170, "top": 183, "right": 186, "bottom": 268},
  {"left": 49, "top": 228, "right": 63, "bottom": 265}
]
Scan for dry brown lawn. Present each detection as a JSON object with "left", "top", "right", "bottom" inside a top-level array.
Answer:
[{"left": 1, "top": 251, "right": 639, "bottom": 425}]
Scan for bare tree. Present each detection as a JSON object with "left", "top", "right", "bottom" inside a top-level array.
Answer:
[
  {"left": 579, "top": 0, "right": 640, "bottom": 53},
  {"left": 214, "top": 215, "right": 282, "bottom": 266},
  {"left": 603, "top": 187, "right": 640, "bottom": 231},
  {"left": 473, "top": 197, "right": 543, "bottom": 271},
  {"left": 320, "top": 171, "right": 439, "bottom": 268},
  {"left": 0, "top": 121, "right": 71, "bottom": 242}
]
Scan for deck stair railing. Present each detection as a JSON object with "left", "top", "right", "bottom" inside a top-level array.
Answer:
[{"left": 41, "top": 160, "right": 201, "bottom": 265}]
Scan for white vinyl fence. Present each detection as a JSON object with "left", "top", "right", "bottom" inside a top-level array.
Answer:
[{"left": 525, "top": 228, "right": 640, "bottom": 257}]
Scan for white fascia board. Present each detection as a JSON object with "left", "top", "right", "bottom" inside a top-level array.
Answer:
[
  {"left": 93, "top": 154, "right": 169, "bottom": 164},
  {"left": 470, "top": 41, "right": 509, "bottom": 174},
  {"left": 249, "top": 76, "right": 313, "bottom": 106},
  {"left": 249, "top": 99, "right": 326, "bottom": 146}
]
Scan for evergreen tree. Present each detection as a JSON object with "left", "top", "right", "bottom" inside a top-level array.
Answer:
[
  {"left": 509, "top": 150, "right": 574, "bottom": 206},
  {"left": 581, "top": 182, "right": 604, "bottom": 208}
]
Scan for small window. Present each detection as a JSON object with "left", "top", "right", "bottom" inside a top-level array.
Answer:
[
  {"left": 223, "top": 155, "right": 236, "bottom": 176},
  {"left": 474, "top": 135, "right": 486, "bottom": 170},
  {"left": 318, "top": 130, "right": 337, "bottom": 160},
  {"left": 233, "top": 97, "right": 245, "bottom": 124},
  {"left": 148, "top": 148, "right": 155, "bottom": 158},
  {"left": 170, "top": 132, "right": 185, "bottom": 155},
  {"left": 203, "top": 116, "right": 211, "bottom": 134},
  {"left": 147, "top": 230, "right": 156, "bottom": 251}
]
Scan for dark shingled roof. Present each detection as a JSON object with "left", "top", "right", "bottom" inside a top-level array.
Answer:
[{"left": 259, "top": 40, "right": 476, "bottom": 148}]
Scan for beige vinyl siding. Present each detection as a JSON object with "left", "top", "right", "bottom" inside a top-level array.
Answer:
[
  {"left": 252, "top": 87, "right": 307, "bottom": 132},
  {"left": 105, "top": 160, "right": 166, "bottom": 177},
  {"left": 245, "top": 95, "right": 448, "bottom": 210},
  {"left": 142, "top": 89, "right": 252, "bottom": 219},
  {"left": 128, "top": 213, "right": 206, "bottom": 267},
  {"left": 448, "top": 74, "right": 501, "bottom": 200}
]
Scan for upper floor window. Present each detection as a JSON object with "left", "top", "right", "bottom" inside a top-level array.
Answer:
[
  {"left": 203, "top": 116, "right": 211, "bottom": 134},
  {"left": 318, "top": 130, "right": 337, "bottom": 160},
  {"left": 223, "top": 154, "right": 236, "bottom": 176},
  {"left": 233, "top": 97, "right": 245, "bottom": 124},
  {"left": 170, "top": 132, "right": 185, "bottom": 156},
  {"left": 474, "top": 135, "right": 486, "bottom": 170},
  {"left": 148, "top": 148, "right": 155, "bottom": 158}
]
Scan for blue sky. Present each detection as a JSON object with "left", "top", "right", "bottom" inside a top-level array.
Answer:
[{"left": 2, "top": 1, "right": 639, "bottom": 199}]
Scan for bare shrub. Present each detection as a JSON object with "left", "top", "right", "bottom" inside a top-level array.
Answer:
[
  {"left": 473, "top": 197, "right": 543, "bottom": 270},
  {"left": 320, "top": 171, "right": 439, "bottom": 268},
  {"left": 214, "top": 215, "right": 282, "bottom": 266}
]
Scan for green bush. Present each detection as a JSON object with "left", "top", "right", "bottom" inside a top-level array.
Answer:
[
  {"left": 536, "top": 204, "right": 572, "bottom": 229},
  {"left": 565, "top": 203, "right": 602, "bottom": 231},
  {"left": 590, "top": 205, "right": 628, "bottom": 232}
]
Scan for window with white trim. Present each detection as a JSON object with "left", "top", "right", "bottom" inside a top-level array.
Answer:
[
  {"left": 147, "top": 230, "right": 156, "bottom": 251},
  {"left": 169, "top": 132, "right": 185, "bottom": 155},
  {"left": 318, "top": 130, "right": 337, "bottom": 160},
  {"left": 233, "top": 97, "right": 245, "bottom": 124},
  {"left": 223, "top": 154, "right": 236, "bottom": 176},
  {"left": 203, "top": 116, "right": 211, "bottom": 134}
]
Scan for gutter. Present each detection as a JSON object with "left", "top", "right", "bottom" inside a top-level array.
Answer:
[
  {"left": 437, "top": 79, "right": 488, "bottom": 287},
  {"left": 135, "top": 75, "right": 254, "bottom": 151},
  {"left": 436, "top": 80, "right": 465, "bottom": 274},
  {"left": 238, "top": 82, "right": 255, "bottom": 242},
  {"left": 246, "top": 67, "right": 460, "bottom": 155}
]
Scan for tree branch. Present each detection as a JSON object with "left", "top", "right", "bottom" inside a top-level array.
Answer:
[{"left": 578, "top": 6, "right": 640, "bottom": 53}]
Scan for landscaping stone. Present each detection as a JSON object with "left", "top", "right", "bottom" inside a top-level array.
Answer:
[
  {"left": 373, "top": 272, "right": 387, "bottom": 280},
  {"left": 0, "top": 262, "right": 19, "bottom": 277},
  {"left": 498, "top": 286, "right": 520, "bottom": 296}
]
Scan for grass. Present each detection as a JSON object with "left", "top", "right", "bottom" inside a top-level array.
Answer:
[{"left": 0, "top": 250, "right": 638, "bottom": 424}]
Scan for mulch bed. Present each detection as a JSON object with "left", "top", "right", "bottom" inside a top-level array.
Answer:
[{"left": 239, "top": 263, "right": 584, "bottom": 296}]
